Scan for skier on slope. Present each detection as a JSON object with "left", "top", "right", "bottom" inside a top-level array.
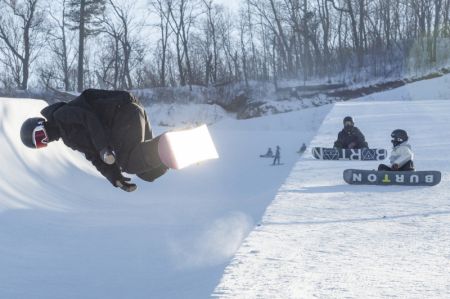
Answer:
[
  {"left": 333, "top": 116, "right": 369, "bottom": 149},
  {"left": 378, "top": 129, "right": 415, "bottom": 171},
  {"left": 298, "top": 143, "right": 307, "bottom": 154},
  {"left": 272, "top": 145, "right": 281, "bottom": 165},
  {"left": 20, "top": 89, "right": 168, "bottom": 192}
]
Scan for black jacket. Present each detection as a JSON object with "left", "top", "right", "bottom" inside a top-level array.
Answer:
[
  {"left": 41, "top": 89, "right": 164, "bottom": 186},
  {"left": 333, "top": 126, "right": 368, "bottom": 149}
]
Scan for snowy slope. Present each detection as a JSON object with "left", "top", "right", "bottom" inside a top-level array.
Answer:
[
  {"left": 213, "top": 100, "right": 450, "bottom": 298},
  {"left": 148, "top": 103, "right": 229, "bottom": 127},
  {"left": 357, "top": 73, "right": 450, "bottom": 101},
  {"left": 0, "top": 98, "right": 329, "bottom": 298}
]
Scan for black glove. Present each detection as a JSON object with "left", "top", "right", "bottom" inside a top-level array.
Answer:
[
  {"left": 100, "top": 147, "right": 116, "bottom": 165},
  {"left": 115, "top": 175, "right": 137, "bottom": 192},
  {"left": 333, "top": 141, "right": 342, "bottom": 149}
]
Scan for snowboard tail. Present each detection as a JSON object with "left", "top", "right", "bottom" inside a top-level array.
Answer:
[
  {"left": 312, "top": 147, "right": 387, "bottom": 161},
  {"left": 343, "top": 169, "right": 441, "bottom": 186}
]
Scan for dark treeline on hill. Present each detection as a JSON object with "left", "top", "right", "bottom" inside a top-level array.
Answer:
[{"left": 0, "top": 0, "right": 450, "bottom": 93}]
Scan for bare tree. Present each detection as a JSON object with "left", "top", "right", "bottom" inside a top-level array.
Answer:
[
  {"left": 98, "top": 13, "right": 122, "bottom": 89},
  {"left": 431, "top": 0, "right": 443, "bottom": 63},
  {"left": 67, "top": 0, "right": 106, "bottom": 91},
  {"left": 108, "top": 0, "right": 139, "bottom": 89},
  {"left": 168, "top": 0, "right": 200, "bottom": 88},
  {"left": 46, "top": 0, "right": 77, "bottom": 90},
  {"left": 0, "top": 0, "right": 45, "bottom": 90},
  {"left": 150, "top": 0, "right": 173, "bottom": 87}
]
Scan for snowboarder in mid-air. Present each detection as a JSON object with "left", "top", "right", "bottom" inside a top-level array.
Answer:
[
  {"left": 378, "top": 129, "right": 414, "bottom": 171},
  {"left": 20, "top": 89, "right": 168, "bottom": 192},
  {"left": 273, "top": 146, "right": 281, "bottom": 165},
  {"left": 333, "top": 116, "right": 368, "bottom": 149}
]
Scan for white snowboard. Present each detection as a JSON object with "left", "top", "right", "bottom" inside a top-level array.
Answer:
[{"left": 157, "top": 125, "right": 219, "bottom": 169}]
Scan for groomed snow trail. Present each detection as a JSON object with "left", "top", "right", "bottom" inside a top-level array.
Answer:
[{"left": 213, "top": 100, "right": 450, "bottom": 298}]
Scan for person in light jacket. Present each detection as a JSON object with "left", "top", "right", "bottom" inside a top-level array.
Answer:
[{"left": 378, "top": 129, "right": 414, "bottom": 171}]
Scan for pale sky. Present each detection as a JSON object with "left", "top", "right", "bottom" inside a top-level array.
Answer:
[{"left": 215, "top": 0, "right": 241, "bottom": 11}]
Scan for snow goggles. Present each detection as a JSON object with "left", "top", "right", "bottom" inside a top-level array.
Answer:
[
  {"left": 344, "top": 121, "right": 354, "bottom": 127},
  {"left": 391, "top": 137, "right": 404, "bottom": 145},
  {"left": 32, "top": 124, "right": 49, "bottom": 148},
  {"left": 391, "top": 136, "right": 404, "bottom": 142}
]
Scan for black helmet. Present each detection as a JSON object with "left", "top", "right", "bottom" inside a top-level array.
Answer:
[
  {"left": 343, "top": 116, "right": 353, "bottom": 123},
  {"left": 20, "top": 117, "right": 46, "bottom": 148},
  {"left": 391, "top": 129, "right": 408, "bottom": 146},
  {"left": 343, "top": 116, "right": 354, "bottom": 128}
]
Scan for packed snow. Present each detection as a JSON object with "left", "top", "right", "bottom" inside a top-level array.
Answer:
[
  {"left": 213, "top": 100, "right": 450, "bottom": 298},
  {"left": 0, "top": 97, "right": 329, "bottom": 298},
  {"left": 357, "top": 73, "right": 450, "bottom": 102}
]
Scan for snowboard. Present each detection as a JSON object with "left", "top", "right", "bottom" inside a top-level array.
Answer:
[
  {"left": 157, "top": 125, "right": 219, "bottom": 170},
  {"left": 312, "top": 147, "right": 387, "bottom": 161},
  {"left": 343, "top": 169, "right": 441, "bottom": 186}
]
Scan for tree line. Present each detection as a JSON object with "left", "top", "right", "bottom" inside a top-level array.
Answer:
[{"left": 0, "top": 0, "right": 449, "bottom": 92}]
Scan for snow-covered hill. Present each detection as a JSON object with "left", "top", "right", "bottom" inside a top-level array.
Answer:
[
  {"left": 357, "top": 72, "right": 450, "bottom": 102},
  {"left": 0, "top": 98, "right": 328, "bottom": 298},
  {"left": 2, "top": 73, "right": 450, "bottom": 298},
  {"left": 213, "top": 100, "right": 450, "bottom": 298}
]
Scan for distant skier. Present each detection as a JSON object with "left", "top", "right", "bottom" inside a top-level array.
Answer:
[
  {"left": 260, "top": 147, "right": 274, "bottom": 158},
  {"left": 273, "top": 146, "right": 281, "bottom": 165},
  {"left": 20, "top": 89, "right": 168, "bottom": 192},
  {"left": 333, "top": 116, "right": 368, "bottom": 149},
  {"left": 298, "top": 143, "right": 307, "bottom": 154},
  {"left": 378, "top": 129, "right": 415, "bottom": 171}
]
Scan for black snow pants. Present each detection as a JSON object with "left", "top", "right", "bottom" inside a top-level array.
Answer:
[
  {"left": 378, "top": 161, "right": 415, "bottom": 171},
  {"left": 114, "top": 102, "right": 168, "bottom": 182}
]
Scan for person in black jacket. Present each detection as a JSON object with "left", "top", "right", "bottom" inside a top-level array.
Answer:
[
  {"left": 20, "top": 89, "right": 168, "bottom": 192},
  {"left": 272, "top": 146, "right": 281, "bottom": 165},
  {"left": 333, "top": 116, "right": 369, "bottom": 149}
]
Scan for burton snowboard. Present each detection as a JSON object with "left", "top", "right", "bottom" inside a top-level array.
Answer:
[
  {"left": 343, "top": 169, "right": 441, "bottom": 186},
  {"left": 312, "top": 147, "right": 387, "bottom": 161}
]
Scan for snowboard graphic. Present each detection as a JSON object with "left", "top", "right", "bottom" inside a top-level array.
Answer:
[
  {"left": 157, "top": 125, "right": 219, "bottom": 170},
  {"left": 343, "top": 169, "right": 441, "bottom": 186},
  {"left": 312, "top": 147, "right": 387, "bottom": 161}
]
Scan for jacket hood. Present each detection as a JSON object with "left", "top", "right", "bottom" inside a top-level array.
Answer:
[
  {"left": 41, "top": 102, "right": 67, "bottom": 142},
  {"left": 41, "top": 102, "right": 67, "bottom": 122}
]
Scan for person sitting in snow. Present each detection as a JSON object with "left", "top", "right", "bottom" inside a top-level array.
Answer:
[
  {"left": 20, "top": 89, "right": 168, "bottom": 192},
  {"left": 378, "top": 129, "right": 414, "bottom": 171},
  {"left": 333, "top": 116, "right": 368, "bottom": 149},
  {"left": 260, "top": 147, "right": 274, "bottom": 158}
]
